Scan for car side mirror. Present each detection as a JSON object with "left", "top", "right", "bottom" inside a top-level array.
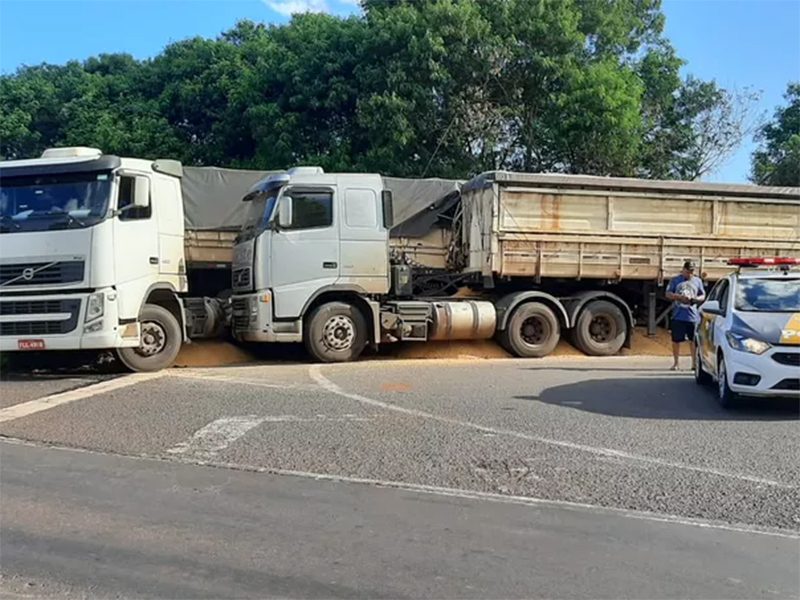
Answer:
[{"left": 701, "top": 300, "right": 722, "bottom": 315}]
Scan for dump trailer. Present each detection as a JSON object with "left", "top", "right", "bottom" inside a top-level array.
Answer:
[{"left": 228, "top": 167, "right": 800, "bottom": 362}]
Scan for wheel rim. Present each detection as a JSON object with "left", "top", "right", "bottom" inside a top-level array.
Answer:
[
  {"left": 137, "top": 321, "right": 167, "bottom": 357},
  {"left": 520, "top": 316, "right": 550, "bottom": 347},
  {"left": 718, "top": 360, "right": 727, "bottom": 399},
  {"left": 322, "top": 315, "right": 356, "bottom": 351},
  {"left": 588, "top": 315, "right": 617, "bottom": 344}
]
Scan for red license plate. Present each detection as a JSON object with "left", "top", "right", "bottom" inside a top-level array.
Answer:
[{"left": 17, "top": 339, "right": 45, "bottom": 351}]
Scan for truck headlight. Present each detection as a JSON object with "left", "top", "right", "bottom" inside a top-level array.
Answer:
[
  {"left": 85, "top": 292, "right": 104, "bottom": 322},
  {"left": 249, "top": 296, "right": 258, "bottom": 321},
  {"left": 726, "top": 331, "right": 770, "bottom": 355}
]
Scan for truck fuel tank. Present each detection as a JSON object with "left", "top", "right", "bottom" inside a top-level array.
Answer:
[{"left": 429, "top": 300, "right": 496, "bottom": 341}]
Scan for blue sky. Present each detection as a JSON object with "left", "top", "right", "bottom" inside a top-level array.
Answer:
[{"left": 1, "top": 0, "right": 798, "bottom": 182}]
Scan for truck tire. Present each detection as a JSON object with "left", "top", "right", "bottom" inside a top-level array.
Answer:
[
  {"left": 499, "top": 302, "right": 560, "bottom": 358},
  {"left": 304, "top": 301, "right": 367, "bottom": 363},
  {"left": 117, "top": 304, "right": 182, "bottom": 372},
  {"left": 572, "top": 300, "right": 626, "bottom": 356}
]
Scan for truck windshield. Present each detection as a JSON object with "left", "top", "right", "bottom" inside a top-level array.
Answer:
[
  {"left": 734, "top": 278, "right": 800, "bottom": 312},
  {"left": 238, "top": 188, "right": 280, "bottom": 242},
  {"left": 0, "top": 171, "right": 112, "bottom": 234}
]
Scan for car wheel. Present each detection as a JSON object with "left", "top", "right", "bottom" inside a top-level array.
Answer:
[
  {"left": 694, "top": 347, "right": 712, "bottom": 386},
  {"left": 716, "top": 355, "right": 738, "bottom": 409}
]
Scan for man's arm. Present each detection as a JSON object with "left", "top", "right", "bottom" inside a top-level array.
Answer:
[
  {"left": 695, "top": 279, "right": 706, "bottom": 303},
  {"left": 665, "top": 278, "right": 687, "bottom": 303}
]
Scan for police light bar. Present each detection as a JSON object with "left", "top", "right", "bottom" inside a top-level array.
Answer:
[{"left": 728, "top": 257, "right": 800, "bottom": 267}]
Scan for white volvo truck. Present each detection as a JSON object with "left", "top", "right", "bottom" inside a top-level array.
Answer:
[
  {"left": 0, "top": 147, "right": 232, "bottom": 372},
  {"left": 229, "top": 167, "right": 800, "bottom": 362}
]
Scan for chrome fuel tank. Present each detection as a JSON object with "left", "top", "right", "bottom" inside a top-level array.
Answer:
[{"left": 429, "top": 300, "right": 496, "bottom": 341}]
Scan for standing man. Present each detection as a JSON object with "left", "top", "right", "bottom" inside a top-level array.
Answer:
[{"left": 666, "top": 260, "right": 706, "bottom": 371}]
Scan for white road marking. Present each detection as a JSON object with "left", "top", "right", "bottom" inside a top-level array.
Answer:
[
  {"left": 169, "top": 372, "right": 316, "bottom": 390},
  {"left": 309, "top": 365, "right": 795, "bottom": 490},
  {"left": 2, "top": 436, "right": 797, "bottom": 540},
  {"left": 166, "top": 413, "right": 376, "bottom": 460},
  {"left": 166, "top": 416, "right": 267, "bottom": 461},
  {"left": 183, "top": 458, "right": 800, "bottom": 541},
  {"left": 0, "top": 373, "right": 166, "bottom": 424}
]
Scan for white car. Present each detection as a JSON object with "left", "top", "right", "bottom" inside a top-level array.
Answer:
[{"left": 694, "top": 258, "right": 800, "bottom": 407}]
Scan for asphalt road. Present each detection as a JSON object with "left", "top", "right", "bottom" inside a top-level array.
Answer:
[{"left": 1, "top": 356, "right": 798, "bottom": 598}]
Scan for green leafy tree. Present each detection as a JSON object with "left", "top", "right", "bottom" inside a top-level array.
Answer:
[
  {"left": 750, "top": 83, "right": 800, "bottom": 186},
  {"left": 0, "top": 3, "right": 762, "bottom": 183}
]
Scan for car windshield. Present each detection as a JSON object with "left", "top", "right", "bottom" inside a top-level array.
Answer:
[
  {"left": 237, "top": 188, "right": 280, "bottom": 242},
  {"left": 734, "top": 278, "right": 800, "bottom": 312},
  {"left": 0, "top": 171, "right": 112, "bottom": 234}
]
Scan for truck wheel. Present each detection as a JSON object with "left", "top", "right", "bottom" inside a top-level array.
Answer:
[
  {"left": 305, "top": 302, "right": 367, "bottom": 363},
  {"left": 500, "top": 302, "right": 560, "bottom": 358},
  {"left": 117, "top": 304, "right": 182, "bottom": 372},
  {"left": 572, "top": 300, "right": 626, "bottom": 356}
]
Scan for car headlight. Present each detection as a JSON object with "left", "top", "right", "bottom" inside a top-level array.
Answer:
[
  {"left": 85, "top": 292, "right": 104, "bottom": 322},
  {"left": 725, "top": 331, "right": 770, "bottom": 355}
]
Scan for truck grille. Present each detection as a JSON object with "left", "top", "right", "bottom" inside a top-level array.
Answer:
[
  {"left": 231, "top": 297, "right": 250, "bottom": 330},
  {"left": 232, "top": 267, "right": 252, "bottom": 290},
  {"left": 0, "top": 300, "right": 63, "bottom": 315},
  {"left": 772, "top": 353, "right": 800, "bottom": 367},
  {"left": 0, "top": 299, "right": 81, "bottom": 336},
  {"left": 0, "top": 261, "right": 85, "bottom": 287}
]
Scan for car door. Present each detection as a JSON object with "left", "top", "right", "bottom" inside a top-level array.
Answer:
[
  {"left": 698, "top": 279, "right": 723, "bottom": 370},
  {"left": 710, "top": 279, "right": 732, "bottom": 376}
]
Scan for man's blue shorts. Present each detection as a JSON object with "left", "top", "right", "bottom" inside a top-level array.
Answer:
[{"left": 671, "top": 319, "right": 696, "bottom": 343}]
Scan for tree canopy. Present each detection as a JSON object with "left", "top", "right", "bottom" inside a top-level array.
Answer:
[
  {"left": 0, "top": 0, "right": 768, "bottom": 181},
  {"left": 750, "top": 82, "right": 800, "bottom": 187}
]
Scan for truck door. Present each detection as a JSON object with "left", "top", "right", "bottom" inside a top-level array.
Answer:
[
  {"left": 112, "top": 174, "right": 161, "bottom": 319},
  {"left": 270, "top": 186, "right": 339, "bottom": 319}
]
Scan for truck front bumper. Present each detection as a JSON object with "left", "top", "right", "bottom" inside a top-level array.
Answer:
[
  {"left": 231, "top": 292, "right": 302, "bottom": 343},
  {"left": 0, "top": 289, "right": 140, "bottom": 353}
]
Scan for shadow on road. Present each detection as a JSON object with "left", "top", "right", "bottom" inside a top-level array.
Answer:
[{"left": 516, "top": 377, "right": 800, "bottom": 421}]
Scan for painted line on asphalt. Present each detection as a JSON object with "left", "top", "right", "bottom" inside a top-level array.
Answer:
[
  {"left": 169, "top": 372, "right": 316, "bottom": 390},
  {"left": 166, "top": 413, "right": 377, "bottom": 461},
  {"left": 2, "top": 436, "right": 797, "bottom": 540},
  {"left": 309, "top": 365, "right": 795, "bottom": 490},
  {"left": 0, "top": 373, "right": 166, "bottom": 424},
  {"left": 166, "top": 416, "right": 268, "bottom": 461}
]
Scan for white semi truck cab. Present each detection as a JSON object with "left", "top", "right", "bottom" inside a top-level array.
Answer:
[
  {"left": 229, "top": 167, "right": 497, "bottom": 362},
  {"left": 0, "top": 147, "right": 225, "bottom": 371}
]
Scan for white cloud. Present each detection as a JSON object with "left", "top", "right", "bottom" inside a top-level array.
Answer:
[
  {"left": 261, "top": 0, "right": 361, "bottom": 17},
  {"left": 263, "top": 0, "right": 330, "bottom": 17}
]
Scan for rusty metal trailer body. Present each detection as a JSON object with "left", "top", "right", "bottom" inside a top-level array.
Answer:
[{"left": 448, "top": 172, "right": 800, "bottom": 352}]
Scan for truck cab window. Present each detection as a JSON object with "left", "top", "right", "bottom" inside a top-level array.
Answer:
[
  {"left": 118, "top": 176, "right": 151, "bottom": 221},
  {"left": 277, "top": 190, "right": 332, "bottom": 230}
]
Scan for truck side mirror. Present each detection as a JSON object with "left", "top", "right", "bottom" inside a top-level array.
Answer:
[
  {"left": 382, "top": 190, "right": 394, "bottom": 229},
  {"left": 276, "top": 196, "right": 292, "bottom": 229},
  {"left": 133, "top": 176, "right": 150, "bottom": 208}
]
